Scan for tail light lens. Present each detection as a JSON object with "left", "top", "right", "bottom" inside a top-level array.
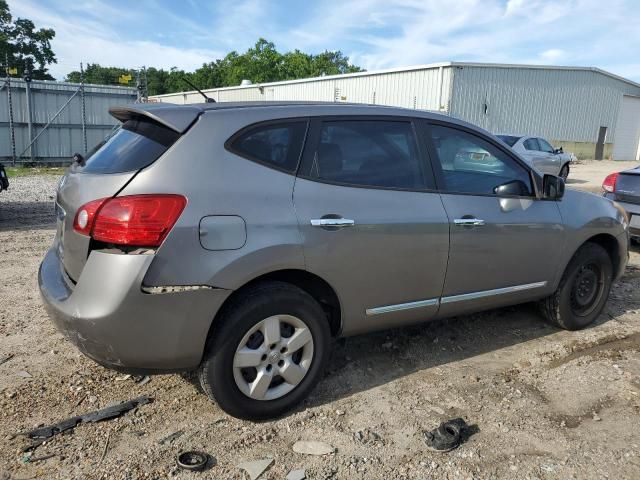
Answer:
[
  {"left": 602, "top": 172, "right": 619, "bottom": 193},
  {"left": 73, "top": 194, "right": 187, "bottom": 247}
]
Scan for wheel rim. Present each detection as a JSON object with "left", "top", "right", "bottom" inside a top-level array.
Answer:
[
  {"left": 569, "top": 262, "right": 604, "bottom": 317},
  {"left": 233, "top": 315, "right": 314, "bottom": 401}
]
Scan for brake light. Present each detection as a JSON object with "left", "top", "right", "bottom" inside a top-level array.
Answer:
[
  {"left": 602, "top": 172, "right": 619, "bottom": 193},
  {"left": 73, "top": 194, "right": 187, "bottom": 247}
]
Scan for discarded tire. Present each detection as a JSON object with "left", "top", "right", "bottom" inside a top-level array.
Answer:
[
  {"left": 423, "top": 418, "right": 469, "bottom": 452},
  {"left": 176, "top": 451, "right": 209, "bottom": 471}
]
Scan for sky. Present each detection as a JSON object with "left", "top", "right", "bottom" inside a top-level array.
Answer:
[{"left": 8, "top": 0, "right": 640, "bottom": 82}]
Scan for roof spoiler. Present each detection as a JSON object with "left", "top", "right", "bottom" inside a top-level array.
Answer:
[{"left": 109, "top": 104, "right": 202, "bottom": 134}]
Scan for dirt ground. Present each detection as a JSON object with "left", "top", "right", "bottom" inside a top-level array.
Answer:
[{"left": 1, "top": 161, "right": 640, "bottom": 479}]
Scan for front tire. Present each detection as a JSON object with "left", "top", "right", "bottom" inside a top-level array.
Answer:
[
  {"left": 539, "top": 243, "right": 612, "bottom": 330},
  {"left": 198, "top": 281, "right": 331, "bottom": 420},
  {"left": 559, "top": 163, "right": 570, "bottom": 180}
]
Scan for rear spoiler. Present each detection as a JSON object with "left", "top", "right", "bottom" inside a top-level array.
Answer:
[{"left": 109, "top": 104, "right": 203, "bottom": 134}]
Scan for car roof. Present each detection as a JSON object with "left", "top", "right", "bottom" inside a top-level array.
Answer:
[{"left": 110, "top": 101, "right": 481, "bottom": 134}]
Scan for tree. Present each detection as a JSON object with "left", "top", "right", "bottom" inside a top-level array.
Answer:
[
  {"left": 61, "top": 39, "right": 364, "bottom": 94},
  {"left": 0, "top": 0, "right": 56, "bottom": 80}
]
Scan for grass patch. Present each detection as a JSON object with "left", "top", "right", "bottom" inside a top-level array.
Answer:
[{"left": 5, "top": 166, "right": 66, "bottom": 177}]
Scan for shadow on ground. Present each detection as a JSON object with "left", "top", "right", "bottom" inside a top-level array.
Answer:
[{"left": 0, "top": 201, "right": 56, "bottom": 231}]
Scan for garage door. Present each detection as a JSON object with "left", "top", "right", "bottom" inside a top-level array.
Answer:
[{"left": 613, "top": 95, "right": 640, "bottom": 161}]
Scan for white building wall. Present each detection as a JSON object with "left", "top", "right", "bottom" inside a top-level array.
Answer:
[
  {"left": 449, "top": 65, "right": 640, "bottom": 143},
  {"left": 151, "top": 65, "right": 452, "bottom": 113}
]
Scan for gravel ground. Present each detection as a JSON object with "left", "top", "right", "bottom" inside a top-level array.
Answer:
[{"left": 1, "top": 168, "right": 640, "bottom": 479}]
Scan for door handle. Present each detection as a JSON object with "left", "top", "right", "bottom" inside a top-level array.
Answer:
[
  {"left": 454, "top": 217, "right": 485, "bottom": 226},
  {"left": 310, "top": 218, "right": 355, "bottom": 228}
]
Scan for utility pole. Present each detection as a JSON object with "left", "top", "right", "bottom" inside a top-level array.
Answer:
[
  {"left": 80, "top": 62, "right": 87, "bottom": 154},
  {"left": 23, "top": 64, "right": 35, "bottom": 163},
  {"left": 4, "top": 53, "right": 17, "bottom": 166},
  {"left": 135, "top": 66, "right": 147, "bottom": 102}
]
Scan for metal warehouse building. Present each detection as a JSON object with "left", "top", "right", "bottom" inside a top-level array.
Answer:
[{"left": 152, "top": 62, "right": 640, "bottom": 161}]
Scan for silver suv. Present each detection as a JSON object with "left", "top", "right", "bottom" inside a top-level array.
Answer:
[{"left": 39, "top": 102, "right": 629, "bottom": 420}]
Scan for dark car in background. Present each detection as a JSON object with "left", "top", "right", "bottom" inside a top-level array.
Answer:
[
  {"left": 0, "top": 164, "right": 8, "bottom": 192},
  {"left": 603, "top": 166, "right": 640, "bottom": 241}
]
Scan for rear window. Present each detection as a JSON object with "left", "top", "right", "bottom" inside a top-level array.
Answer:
[
  {"left": 75, "top": 118, "right": 179, "bottom": 174},
  {"left": 227, "top": 120, "right": 308, "bottom": 173},
  {"left": 497, "top": 135, "right": 521, "bottom": 147}
]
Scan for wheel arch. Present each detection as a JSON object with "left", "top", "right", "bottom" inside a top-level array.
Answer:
[
  {"left": 584, "top": 233, "right": 621, "bottom": 277},
  {"left": 202, "top": 269, "right": 342, "bottom": 358}
]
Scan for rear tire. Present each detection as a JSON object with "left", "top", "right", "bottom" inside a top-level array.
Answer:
[
  {"left": 539, "top": 243, "right": 612, "bottom": 330},
  {"left": 198, "top": 281, "right": 331, "bottom": 420}
]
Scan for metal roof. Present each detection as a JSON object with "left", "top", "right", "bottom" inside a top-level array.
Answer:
[{"left": 151, "top": 61, "right": 640, "bottom": 98}]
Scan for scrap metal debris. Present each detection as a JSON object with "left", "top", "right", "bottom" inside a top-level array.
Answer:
[
  {"left": 158, "top": 429, "right": 185, "bottom": 445},
  {"left": 423, "top": 418, "right": 473, "bottom": 452},
  {"left": 0, "top": 353, "right": 14, "bottom": 366},
  {"left": 237, "top": 458, "right": 274, "bottom": 480},
  {"left": 176, "top": 451, "right": 210, "bottom": 472},
  {"left": 21, "top": 396, "right": 152, "bottom": 450}
]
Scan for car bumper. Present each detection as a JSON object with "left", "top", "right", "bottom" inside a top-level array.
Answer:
[
  {"left": 38, "top": 247, "right": 231, "bottom": 373},
  {"left": 604, "top": 194, "right": 640, "bottom": 237}
]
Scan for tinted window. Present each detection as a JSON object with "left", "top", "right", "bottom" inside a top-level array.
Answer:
[
  {"left": 497, "top": 135, "right": 521, "bottom": 147},
  {"left": 230, "top": 121, "right": 307, "bottom": 172},
  {"left": 537, "top": 138, "right": 554, "bottom": 153},
  {"left": 77, "top": 118, "right": 179, "bottom": 174},
  {"left": 429, "top": 125, "right": 533, "bottom": 196},
  {"left": 523, "top": 138, "right": 539, "bottom": 151},
  {"left": 309, "top": 121, "right": 423, "bottom": 189}
]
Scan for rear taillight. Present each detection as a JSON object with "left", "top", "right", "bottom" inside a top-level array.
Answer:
[
  {"left": 602, "top": 172, "right": 619, "bottom": 193},
  {"left": 73, "top": 194, "right": 187, "bottom": 247},
  {"left": 73, "top": 198, "right": 107, "bottom": 236}
]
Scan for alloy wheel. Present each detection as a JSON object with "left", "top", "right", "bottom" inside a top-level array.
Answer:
[{"left": 233, "top": 315, "right": 314, "bottom": 401}]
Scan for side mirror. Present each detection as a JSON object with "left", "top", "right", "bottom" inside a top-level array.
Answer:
[
  {"left": 493, "top": 179, "right": 530, "bottom": 196},
  {"left": 543, "top": 174, "right": 565, "bottom": 199}
]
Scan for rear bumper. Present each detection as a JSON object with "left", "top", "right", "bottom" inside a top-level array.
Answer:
[
  {"left": 38, "top": 247, "right": 231, "bottom": 373},
  {"left": 605, "top": 194, "right": 640, "bottom": 237}
]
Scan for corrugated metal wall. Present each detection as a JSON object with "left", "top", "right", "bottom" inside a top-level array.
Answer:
[
  {"left": 153, "top": 66, "right": 452, "bottom": 112},
  {"left": 449, "top": 66, "right": 640, "bottom": 143},
  {"left": 0, "top": 78, "right": 136, "bottom": 164}
]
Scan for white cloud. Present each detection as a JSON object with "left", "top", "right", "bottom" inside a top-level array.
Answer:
[
  {"left": 6, "top": 0, "right": 640, "bottom": 82},
  {"left": 7, "top": 0, "right": 223, "bottom": 80}
]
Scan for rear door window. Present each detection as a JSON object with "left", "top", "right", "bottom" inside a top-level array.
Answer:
[
  {"left": 76, "top": 118, "right": 179, "bottom": 174},
  {"left": 227, "top": 120, "right": 308, "bottom": 173},
  {"left": 307, "top": 120, "right": 424, "bottom": 189}
]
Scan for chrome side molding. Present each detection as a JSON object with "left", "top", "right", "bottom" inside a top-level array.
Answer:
[
  {"left": 365, "top": 281, "right": 548, "bottom": 315},
  {"left": 440, "top": 281, "right": 548, "bottom": 304},
  {"left": 366, "top": 298, "right": 438, "bottom": 316}
]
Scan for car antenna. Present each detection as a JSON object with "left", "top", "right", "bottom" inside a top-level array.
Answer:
[{"left": 181, "top": 77, "right": 216, "bottom": 103}]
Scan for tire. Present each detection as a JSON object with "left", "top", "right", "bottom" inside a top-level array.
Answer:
[
  {"left": 198, "top": 281, "right": 331, "bottom": 420},
  {"left": 539, "top": 243, "right": 612, "bottom": 330},
  {"left": 559, "top": 163, "right": 570, "bottom": 180}
]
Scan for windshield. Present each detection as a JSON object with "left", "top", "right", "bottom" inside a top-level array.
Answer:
[
  {"left": 75, "top": 118, "right": 179, "bottom": 174},
  {"left": 496, "top": 135, "right": 521, "bottom": 147}
]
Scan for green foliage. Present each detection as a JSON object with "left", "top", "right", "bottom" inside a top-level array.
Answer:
[
  {"left": 63, "top": 38, "right": 364, "bottom": 96},
  {"left": 0, "top": 0, "right": 56, "bottom": 80}
]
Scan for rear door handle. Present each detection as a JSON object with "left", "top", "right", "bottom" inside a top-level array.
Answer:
[
  {"left": 454, "top": 218, "right": 485, "bottom": 226},
  {"left": 310, "top": 218, "right": 355, "bottom": 228}
]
